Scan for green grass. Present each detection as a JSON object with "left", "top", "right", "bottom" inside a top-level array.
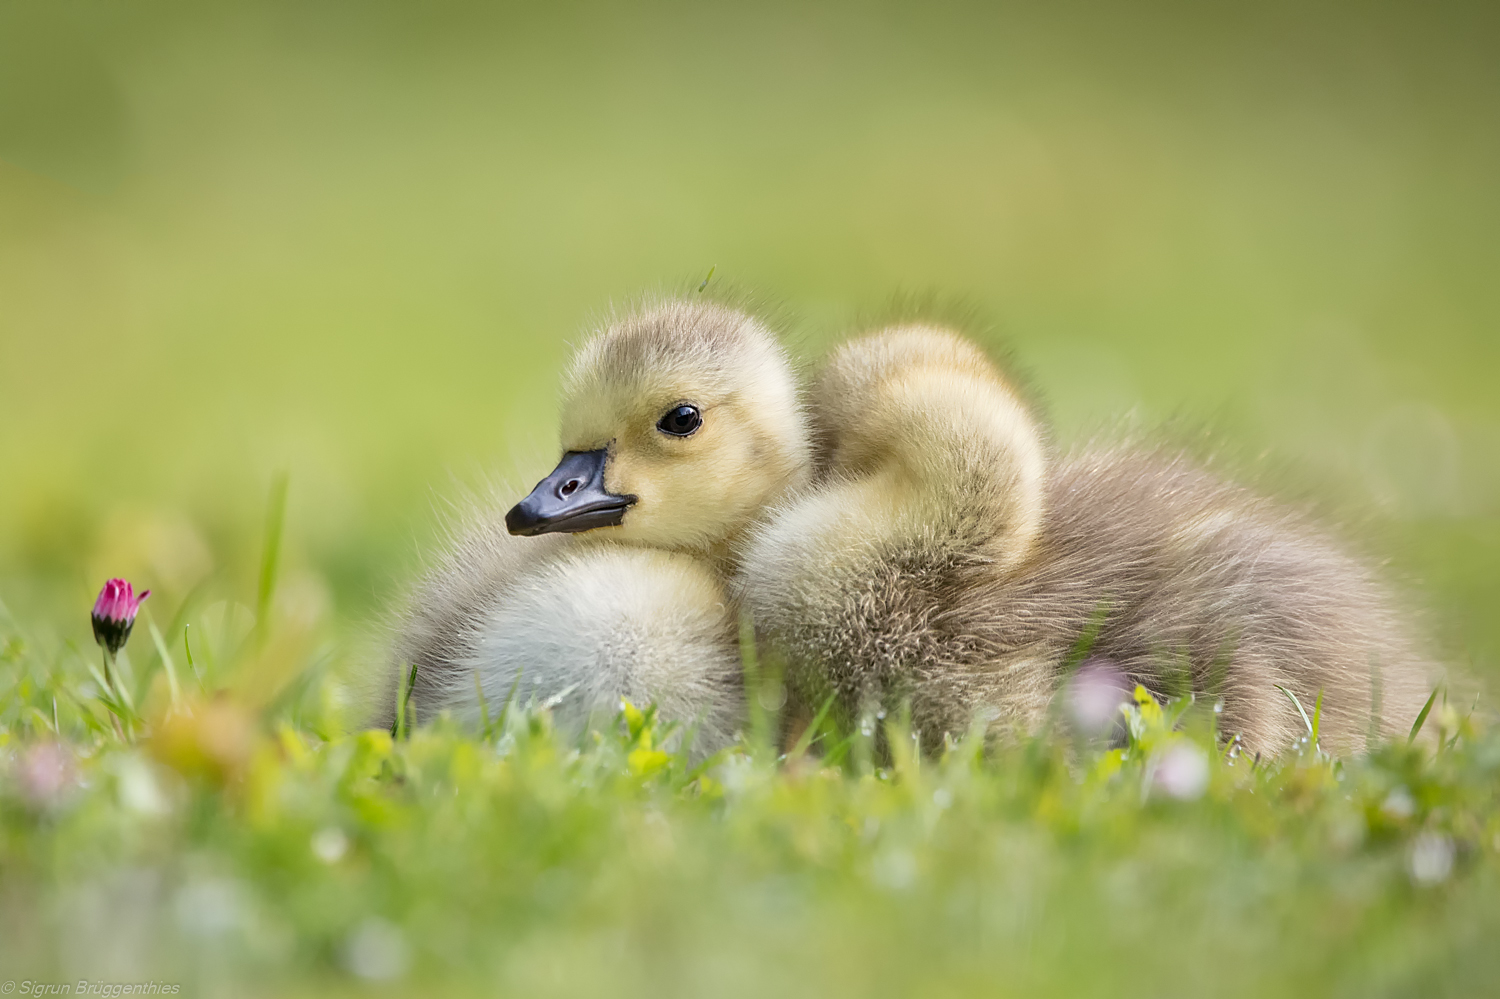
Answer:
[
  {"left": 2, "top": 589, "right": 1498, "bottom": 997},
  {"left": 3, "top": 1, "right": 1499, "bottom": 995}
]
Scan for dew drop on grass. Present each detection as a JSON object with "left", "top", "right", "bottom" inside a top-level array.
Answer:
[
  {"left": 871, "top": 849, "right": 917, "bottom": 891},
  {"left": 174, "top": 878, "right": 245, "bottom": 938},
  {"left": 117, "top": 755, "right": 169, "bottom": 816},
  {"left": 1329, "top": 814, "right": 1365, "bottom": 852},
  {"left": 757, "top": 682, "right": 786, "bottom": 712},
  {"left": 312, "top": 827, "right": 350, "bottom": 864},
  {"left": 1382, "top": 787, "right": 1416, "bottom": 821},
  {"left": 343, "top": 917, "right": 410, "bottom": 981},
  {"left": 1408, "top": 833, "right": 1455, "bottom": 885}
]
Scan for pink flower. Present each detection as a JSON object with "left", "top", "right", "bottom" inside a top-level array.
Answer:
[
  {"left": 91, "top": 578, "right": 150, "bottom": 655},
  {"left": 1154, "top": 741, "right": 1210, "bottom": 801},
  {"left": 1065, "top": 658, "right": 1131, "bottom": 736},
  {"left": 17, "top": 742, "right": 77, "bottom": 809}
]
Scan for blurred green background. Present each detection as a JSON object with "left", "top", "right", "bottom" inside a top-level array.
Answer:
[{"left": 2, "top": 0, "right": 1496, "bottom": 683}]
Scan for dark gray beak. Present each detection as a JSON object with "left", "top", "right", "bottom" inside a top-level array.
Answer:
[{"left": 505, "top": 449, "right": 636, "bottom": 536}]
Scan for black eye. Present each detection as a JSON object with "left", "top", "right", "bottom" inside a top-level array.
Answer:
[{"left": 657, "top": 404, "right": 702, "bottom": 437}]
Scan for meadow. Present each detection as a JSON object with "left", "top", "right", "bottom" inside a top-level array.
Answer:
[{"left": 1, "top": 1, "right": 1498, "bottom": 994}]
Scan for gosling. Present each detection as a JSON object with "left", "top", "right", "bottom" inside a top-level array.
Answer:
[
  {"left": 385, "top": 298, "right": 811, "bottom": 749},
  {"left": 739, "top": 326, "right": 1436, "bottom": 755}
]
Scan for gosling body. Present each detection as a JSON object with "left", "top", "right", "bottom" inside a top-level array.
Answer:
[
  {"left": 740, "top": 327, "right": 1435, "bottom": 754},
  {"left": 391, "top": 516, "right": 744, "bottom": 747}
]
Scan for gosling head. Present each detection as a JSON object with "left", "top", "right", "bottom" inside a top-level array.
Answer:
[
  {"left": 506, "top": 298, "right": 810, "bottom": 556},
  {"left": 807, "top": 325, "right": 1048, "bottom": 570}
]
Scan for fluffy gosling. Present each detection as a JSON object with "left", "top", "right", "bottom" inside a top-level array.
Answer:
[
  {"left": 386, "top": 298, "right": 810, "bottom": 749},
  {"left": 739, "top": 325, "right": 1436, "bottom": 755}
]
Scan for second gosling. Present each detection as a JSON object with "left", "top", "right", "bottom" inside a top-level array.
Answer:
[{"left": 739, "top": 326, "right": 1437, "bottom": 755}]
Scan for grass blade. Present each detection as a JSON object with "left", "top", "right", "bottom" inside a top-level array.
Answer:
[
  {"left": 474, "top": 670, "right": 491, "bottom": 737},
  {"left": 496, "top": 668, "right": 524, "bottom": 736},
  {"left": 1274, "top": 684, "right": 1314, "bottom": 738},
  {"left": 183, "top": 624, "right": 202, "bottom": 687},
  {"left": 392, "top": 662, "right": 418, "bottom": 740},
  {"left": 256, "top": 472, "right": 290, "bottom": 644},
  {"left": 1062, "top": 599, "right": 1112, "bottom": 673},
  {"left": 146, "top": 613, "right": 181, "bottom": 707},
  {"left": 739, "top": 609, "right": 776, "bottom": 757},
  {"left": 1409, "top": 688, "right": 1439, "bottom": 745},
  {"left": 788, "top": 692, "right": 838, "bottom": 760}
]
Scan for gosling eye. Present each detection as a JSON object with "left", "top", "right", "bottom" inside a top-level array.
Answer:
[{"left": 656, "top": 404, "right": 702, "bottom": 437}]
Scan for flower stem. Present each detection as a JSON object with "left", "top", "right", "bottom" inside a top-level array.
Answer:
[{"left": 102, "top": 648, "right": 125, "bottom": 739}]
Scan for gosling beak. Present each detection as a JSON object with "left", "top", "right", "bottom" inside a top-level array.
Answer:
[{"left": 505, "top": 448, "right": 636, "bottom": 536}]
